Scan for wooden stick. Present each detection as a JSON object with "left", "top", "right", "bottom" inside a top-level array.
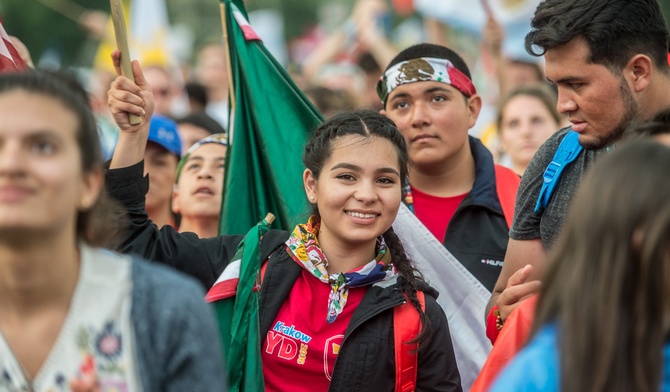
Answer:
[
  {"left": 264, "top": 213, "right": 276, "bottom": 225},
  {"left": 220, "top": 2, "right": 236, "bottom": 141},
  {"left": 109, "top": 0, "right": 141, "bottom": 125}
]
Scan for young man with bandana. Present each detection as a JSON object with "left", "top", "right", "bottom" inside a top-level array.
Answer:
[{"left": 378, "top": 44, "right": 520, "bottom": 292}]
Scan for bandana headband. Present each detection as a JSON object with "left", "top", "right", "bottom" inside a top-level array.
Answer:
[
  {"left": 376, "top": 57, "right": 477, "bottom": 105},
  {"left": 175, "top": 133, "right": 228, "bottom": 183}
]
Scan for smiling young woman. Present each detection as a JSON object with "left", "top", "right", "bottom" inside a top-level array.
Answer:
[{"left": 106, "top": 52, "right": 463, "bottom": 390}]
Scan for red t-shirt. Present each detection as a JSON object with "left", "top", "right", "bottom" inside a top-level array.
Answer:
[
  {"left": 411, "top": 186, "right": 468, "bottom": 241},
  {"left": 262, "top": 269, "right": 365, "bottom": 391}
]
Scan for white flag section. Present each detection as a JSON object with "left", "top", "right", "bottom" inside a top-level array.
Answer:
[{"left": 393, "top": 204, "right": 491, "bottom": 391}]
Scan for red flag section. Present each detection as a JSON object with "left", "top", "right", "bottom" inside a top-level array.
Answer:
[{"left": 0, "top": 21, "right": 27, "bottom": 73}]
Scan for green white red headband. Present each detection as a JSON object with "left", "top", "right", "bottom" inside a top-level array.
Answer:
[{"left": 376, "top": 57, "right": 477, "bottom": 105}]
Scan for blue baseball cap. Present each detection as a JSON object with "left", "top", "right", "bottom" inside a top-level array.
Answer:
[{"left": 148, "top": 115, "right": 182, "bottom": 158}]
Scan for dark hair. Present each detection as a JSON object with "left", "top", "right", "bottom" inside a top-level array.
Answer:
[
  {"left": 0, "top": 71, "right": 122, "bottom": 248},
  {"left": 496, "top": 83, "right": 562, "bottom": 132},
  {"left": 384, "top": 43, "right": 472, "bottom": 80},
  {"left": 176, "top": 111, "right": 226, "bottom": 135},
  {"left": 532, "top": 141, "right": 670, "bottom": 391},
  {"left": 304, "top": 86, "right": 356, "bottom": 119},
  {"left": 40, "top": 69, "right": 91, "bottom": 110},
  {"left": 357, "top": 51, "right": 381, "bottom": 74},
  {"left": 185, "top": 81, "right": 209, "bottom": 109},
  {"left": 302, "top": 109, "right": 432, "bottom": 347},
  {"left": 525, "top": 0, "right": 670, "bottom": 72},
  {"left": 624, "top": 108, "right": 670, "bottom": 139},
  {"left": 303, "top": 109, "right": 409, "bottom": 188},
  {"left": 508, "top": 59, "right": 544, "bottom": 82}
]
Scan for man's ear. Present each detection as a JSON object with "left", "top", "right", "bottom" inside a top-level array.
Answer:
[
  {"left": 467, "top": 94, "right": 483, "bottom": 129},
  {"left": 627, "top": 54, "right": 653, "bottom": 93}
]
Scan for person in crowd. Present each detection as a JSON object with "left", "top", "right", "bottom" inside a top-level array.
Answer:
[
  {"left": 143, "top": 65, "right": 179, "bottom": 118},
  {"left": 481, "top": 16, "right": 544, "bottom": 99},
  {"left": 491, "top": 140, "right": 670, "bottom": 391},
  {"left": 471, "top": 108, "right": 670, "bottom": 392},
  {"left": 486, "top": 0, "right": 670, "bottom": 339},
  {"left": 184, "top": 81, "right": 209, "bottom": 114},
  {"left": 144, "top": 114, "right": 182, "bottom": 229},
  {"left": 496, "top": 83, "right": 564, "bottom": 176},
  {"left": 194, "top": 43, "right": 230, "bottom": 129},
  {"left": 304, "top": 85, "right": 357, "bottom": 119},
  {"left": 378, "top": 43, "right": 520, "bottom": 292},
  {"left": 173, "top": 134, "right": 228, "bottom": 238},
  {"left": 0, "top": 71, "right": 225, "bottom": 391},
  {"left": 625, "top": 107, "right": 670, "bottom": 146},
  {"left": 105, "top": 52, "right": 462, "bottom": 391},
  {"left": 176, "top": 112, "right": 226, "bottom": 152},
  {"left": 302, "top": 0, "right": 398, "bottom": 110}
]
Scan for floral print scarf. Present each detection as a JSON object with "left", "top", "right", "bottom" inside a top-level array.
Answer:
[{"left": 285, "top": 216, "right": 397, "bottom": 323}]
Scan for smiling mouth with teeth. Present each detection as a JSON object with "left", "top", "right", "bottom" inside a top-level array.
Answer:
[{"left": 347, "top": 211, "right": 378, "bottom": 219}]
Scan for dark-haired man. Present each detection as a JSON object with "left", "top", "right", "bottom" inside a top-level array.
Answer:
[
  {"left": 487, "top": 0, "right": 670, "bottom": 338},
  {"left": 378, "top": 44, "right": 520, "bottom": 292}
]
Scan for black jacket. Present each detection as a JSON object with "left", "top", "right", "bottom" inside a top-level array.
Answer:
[
  {"left": 106, "top": 162, "right": 462, "bottom": 392},
  {"left": 441, "top": 137, "right": 513, "bottom": 291}
]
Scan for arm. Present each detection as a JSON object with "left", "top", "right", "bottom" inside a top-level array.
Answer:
[
  {"left": 423, "top": 17, "right": 451, "bottom": 47},
  {"left": 486, "top": 239, "right": 544, "bottom": 320},
  {"left": 161, "top": 276, "right": 228, "bottom": 391},
  {"left": 132, "top": 261, "right": 228, "bottom": 391},
  {"left": 105, "top": 52, "right": 241, "bottom": 288},
  {"left": 482, "top": 16, "right": 511, "bottom": 98},
  {"left": 352, "top": 0, "right": 397, "bottom": 70},
  {"left": 486, "top": 131, "right": 569, "bottom": 323}
]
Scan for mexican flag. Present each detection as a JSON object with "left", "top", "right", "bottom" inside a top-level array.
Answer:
[
  {"left": 218, "top": 0, "right": 323, "bottom": 236},
  {"left": 209, "top": 0, "right": 322, "bottom": 390},
  {"left": 0, "top": 19, "right": 28, "bottom": 72},
  {"left": 206, "top": 215, "right": 272, "bottom": 392}
]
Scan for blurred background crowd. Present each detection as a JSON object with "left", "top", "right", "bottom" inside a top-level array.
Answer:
[{"left": 5, "top": 0, "right": 670, "bottom": 170}]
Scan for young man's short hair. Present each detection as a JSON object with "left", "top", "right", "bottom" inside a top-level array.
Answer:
[{"left": 525, "top": 0, "right": 670, "bottom": 71}]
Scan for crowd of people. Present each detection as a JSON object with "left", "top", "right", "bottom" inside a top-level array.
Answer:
[{"left": 1, "top": 0, "right": 670, "bottom": 390}]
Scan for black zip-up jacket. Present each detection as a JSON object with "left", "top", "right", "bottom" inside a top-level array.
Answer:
[
  {"left": 106, "top": 162, "right": 462, "bottom": 392},
  {"left": 440, "top": 137, "right": 515, "bottom": 291}
]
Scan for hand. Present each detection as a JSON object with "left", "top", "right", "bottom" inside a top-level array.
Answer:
[
  {"left": 352, "top": 0, "right": 388, "bottom": 46},
  {"left": 107, "top": 50, "right": 154, "bottom": 134},
  {"left": 482, "top": 16, "right": 504, "bottom": 57},
  {"left": 69, "top": 374, "right": 100, "bottom": 392},
  {"left": 497, "top": 264, "right": 541, "bottom": 321},
  {"left": 79, "top": 10, "right": 109, "bottom": 40}
]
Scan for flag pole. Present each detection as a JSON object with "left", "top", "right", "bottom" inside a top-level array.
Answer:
[
  {"left": 220, "top": 2, "right": 237, "bottom": 140},
  {"left": 110, "top": 0, "right": 141, "bottom": 125}
]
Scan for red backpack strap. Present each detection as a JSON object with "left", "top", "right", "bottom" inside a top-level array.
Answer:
[
  {"left": 494, "top": 165, "right": 521, "bottom": 229},
  {"left": 253, "top": 260, "right": 270, "bottom": 293},
  {"left": 394, "top": 291, "right": 426, "bottom": 392}
]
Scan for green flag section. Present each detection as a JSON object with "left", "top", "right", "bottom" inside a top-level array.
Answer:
[
  {"left": 206, "top": 216, "right": 272, "bottom": 392},
  {"left": 219, "top": 0, "right": 324, "bottom": 235}
]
